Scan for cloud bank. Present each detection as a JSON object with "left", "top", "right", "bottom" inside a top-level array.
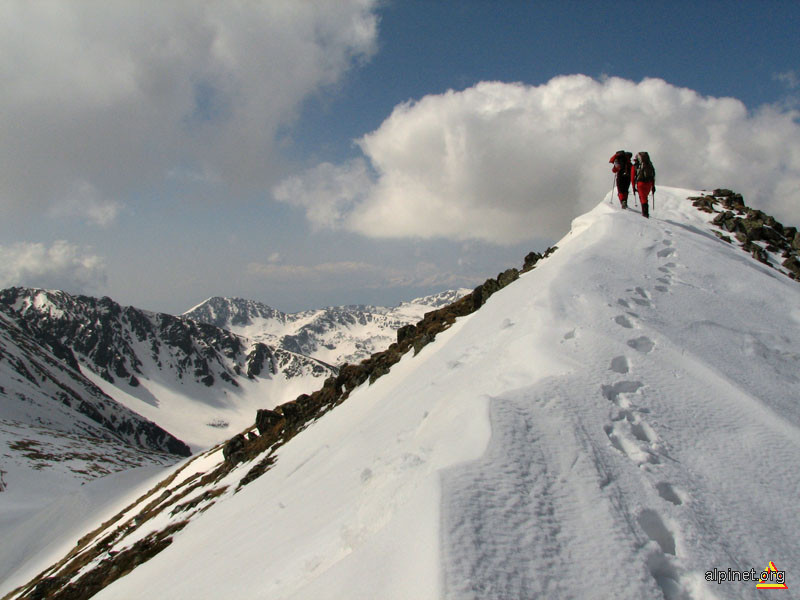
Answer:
[
  {"left": 0, "top": 0, "right": 379, "bottom": 222},
  {"left": 0, "top": 241, "right": 107, "bottom": 293},
  {"left": 275, "top": 75, "right": 800, "bottom": 244},
  {"left": 246, "top": 258, "right": 477, "bottom": 292},
  {"left": 47, "top": 180, "right": 122, "bottom": 227}
]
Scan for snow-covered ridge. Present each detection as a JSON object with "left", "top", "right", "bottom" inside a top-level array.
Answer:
[
  {"left": 6, "top": 187, "right": 800, "bottom": 600},
  {"left": 0, "top": 302, "right": 192, "bottom": 589}
]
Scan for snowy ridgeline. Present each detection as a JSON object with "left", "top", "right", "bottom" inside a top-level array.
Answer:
[{"left": 4, "top": 187, "right": 800, "bottom": 600}]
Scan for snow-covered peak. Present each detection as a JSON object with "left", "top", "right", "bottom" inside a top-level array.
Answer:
[
  {"left": 183, "top": 296, "right": 288, "bottom": 329},
  {"left": 8, "top": 287, "right": 76, "bottom": 320},
  {"left": 184, "top": 289, "right": 475, "bottom": 326}
]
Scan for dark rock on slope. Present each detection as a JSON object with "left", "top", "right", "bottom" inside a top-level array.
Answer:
[{"left": 689, "top": 189, "right": 800, "bottom": 279}]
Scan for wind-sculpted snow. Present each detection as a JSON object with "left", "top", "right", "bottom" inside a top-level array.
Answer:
[{"left": 5, "top": 187, "right": 800, "bottom": 600}]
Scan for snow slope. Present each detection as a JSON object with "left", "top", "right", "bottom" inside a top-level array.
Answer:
[
  {"left": 0, "top": 461, "right": 169, "bottom": 594},
  {"left": 8, "top": 187, "right": 800, "bottom": 600}
]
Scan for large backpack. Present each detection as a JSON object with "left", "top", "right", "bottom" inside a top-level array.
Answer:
[
  {"left": 635, "top": 152, "right": 655, "bottom": 182},
  {"left": 614, "top": 150, "right": 632, "bottom": 184},
  {"left": 614, "top": 150, "right": 632, "bottom": 169},
  {"left": 612, "top": 150, "right": 633, "bottom": 184}
]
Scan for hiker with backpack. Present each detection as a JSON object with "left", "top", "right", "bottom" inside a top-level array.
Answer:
[
  {"left": 609, "top": 150, "right": 633, "bottom": 209},
  {"left": 632, "top": 152, "right": 656, "bottom": 218}
]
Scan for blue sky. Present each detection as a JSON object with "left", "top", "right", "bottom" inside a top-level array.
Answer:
[
  {"left": 294, "top": 0, "right": 798, "bottom": 158},
  {"left": 1, "top": 1, "right": 799, "bottom": 314}
]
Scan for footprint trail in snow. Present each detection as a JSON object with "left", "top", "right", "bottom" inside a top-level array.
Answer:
[{"left": 442, "top": 201, "right": 800, "bottom": 600}]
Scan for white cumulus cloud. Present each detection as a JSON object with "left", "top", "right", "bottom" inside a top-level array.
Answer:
[
  {"left": 0, "top": 0, "right": 379, "bottom": 218},
  {"left": 275, "top": 75, "right": 800, "bottom": 244},
  {"left": 273, "top": 159, "right": 373, "bottom": 230},
  {"left": 0, "top": 241, "right": 107, "bottom": 292}
]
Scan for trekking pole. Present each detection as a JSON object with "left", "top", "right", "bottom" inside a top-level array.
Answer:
[
  {"left": 652, "top": 188, "right": 656, "bottom": 211},
  {"left": 610, "top": 177, "right": 616, "bottom": 206}
]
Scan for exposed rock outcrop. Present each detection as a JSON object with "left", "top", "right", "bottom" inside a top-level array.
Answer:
[
  {"left": 689, "top": 189, "right": 800, "bottom": 280},
  {"left": 522, "top": 246, "right": 558, "bottom": 273},
  {"left": 245, "top": 342, "right": 274, "bottom": 378}
]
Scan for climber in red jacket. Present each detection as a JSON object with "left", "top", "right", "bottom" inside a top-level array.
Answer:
[
  {"left": 609, "top": 150, "right": 633, "bottom": 209},
  {"left": 631, "top": 152, "right": 656, "bottom": 218}
]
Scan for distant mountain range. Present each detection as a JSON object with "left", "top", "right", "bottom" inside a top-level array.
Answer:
[
  {"left": 183, "top": 289, "right": 471, "bottom": 367},
  {"left": 0, "top": 286, "right": 470, "bottom": 522}
]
